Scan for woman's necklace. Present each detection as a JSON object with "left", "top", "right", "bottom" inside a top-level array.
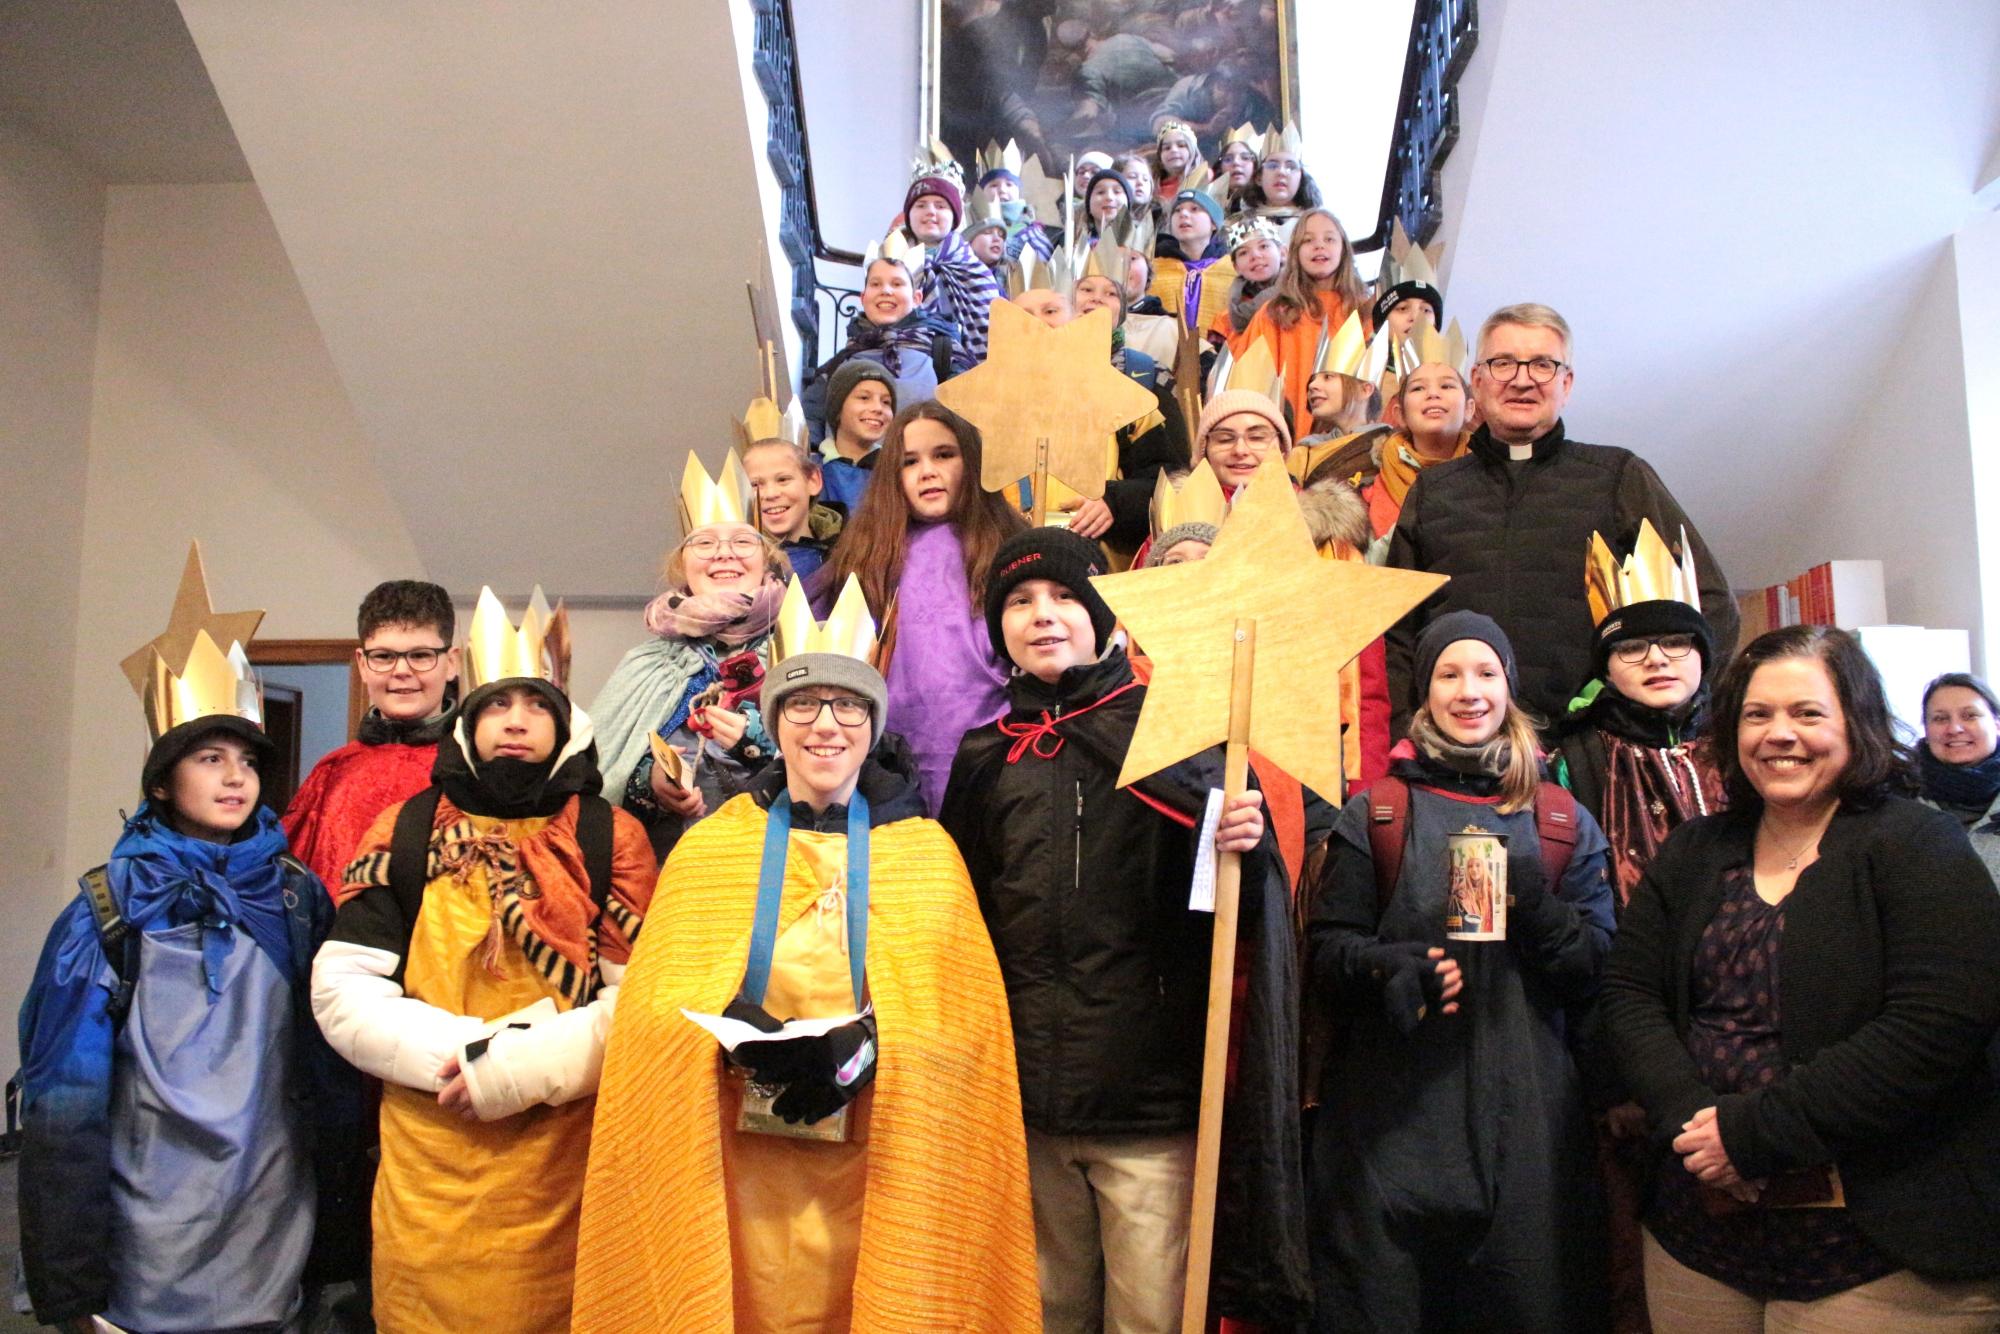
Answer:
[{"left": 1761, "top": 810, "right": 1832, "bottom": 870}]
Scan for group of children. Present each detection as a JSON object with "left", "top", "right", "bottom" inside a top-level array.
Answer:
[{"left": 21, "top": 117, "right": 1988, "bottom": 1334}]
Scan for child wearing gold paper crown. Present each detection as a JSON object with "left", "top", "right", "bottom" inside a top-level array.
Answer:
[
  {"left": 19, "top": 545, "right": 365, "bottom": 1332},
  {"left": 312, "top": 589, "right": 657, "bottom": 1334},
  {"left": 573, "top": 577, "right": 1040, "bottom": 1332}
]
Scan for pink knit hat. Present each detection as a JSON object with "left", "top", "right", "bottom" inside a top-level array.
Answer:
[{"left": 1194, "top": 389, "right": 1291, "bottom": 462}]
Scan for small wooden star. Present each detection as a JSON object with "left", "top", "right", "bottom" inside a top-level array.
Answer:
[
  {"left": 1092, "top": 454, "right": 1447, "bottom": 799},
  {"left": 119, "top": 542, "right": 265, "bottom": 697},
  {"left": 936, "top": 299, "right": 1159, "bottom": 500}
]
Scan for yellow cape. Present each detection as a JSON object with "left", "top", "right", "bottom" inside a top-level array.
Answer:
[{"left": 573, "top": 794, "right": 1041, "bottom": 1332}]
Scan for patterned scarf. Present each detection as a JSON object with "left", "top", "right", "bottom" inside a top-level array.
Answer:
[{"left": 641, "top": 578, "right": 786, "bottom": 647}]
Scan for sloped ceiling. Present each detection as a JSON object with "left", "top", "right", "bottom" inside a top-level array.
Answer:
[
  {"left": 176, "top": 0, "right": 768, "bottom": 598},
  {"left": 1432, "top": 0, "right": 2000, "bottom": 589}
]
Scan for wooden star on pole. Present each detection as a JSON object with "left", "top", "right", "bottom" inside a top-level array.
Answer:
[
  {"left": 1091, "top": 453, "right": 1447, "bottom": 801},
  {"left": 119, "top": 541, "right": 265, "bottom": 697},
  {"left": 935, "top": 299, "right": 1158, "bottom": 502}
]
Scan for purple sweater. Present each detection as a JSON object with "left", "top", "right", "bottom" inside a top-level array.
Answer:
[{"left": 887, "top": 521, "right": 1010, "bottom": 813}]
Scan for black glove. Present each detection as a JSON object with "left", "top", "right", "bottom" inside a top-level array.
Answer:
[
  {"left": 771, "top": 1018, "right": 878, "bottom": 1126},
  {"left": 724, "top": 997, "right": 826, "bottom": 1086},
  {"left": 1355, "top": 939, "right": 1450, "bottom": 1035}
]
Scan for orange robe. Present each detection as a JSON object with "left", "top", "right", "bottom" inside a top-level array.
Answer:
[{"left": 1241, "top": 290, "right": 1365, "bottom": 433}]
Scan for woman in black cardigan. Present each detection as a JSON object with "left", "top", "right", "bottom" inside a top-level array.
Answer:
[{"left": 1602, "top": 625, "right": 2000, "bottom": 1329}]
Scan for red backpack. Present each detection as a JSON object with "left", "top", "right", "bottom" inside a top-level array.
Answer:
[{"left": 1363, "top": 775, "right": 1581, "bottom": 912}]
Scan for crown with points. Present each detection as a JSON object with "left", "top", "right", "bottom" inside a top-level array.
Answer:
[
  {"left": 121, "top": 542, "right": 266, "bottom": 744},
  {"left": 463, "top": 585, "right": 572, "bottom": 692},
  {"left": 975, "top": 138, "right": 1025, "bottom": 182},
  {"left": 735, "top": 394, "right": 807, "bottom": 455},
  {"left": 1207, "top": 329, "right": 1285, "bottom": 406},
  {"left": 680, "top": 449, "right": 756, "bottom": 535},
  {"left": 1150, "top": 459, "right": 1229, "bottom": 538},
  {"left": 1401, "top": 316, "right": 1467, "bottom": 378},
  {"left": 1156, "top": 118, "right": 1198, "bottom": 151},
  {"left": 1224, "top": 213, "right": 1281, "bottom": 254},
  {"left": 1263, "top": 120, "right": 1307, "bottom": 161},
  {"left": 1220, "top": 121, "right": 1265, "bottom": 155},
  {"left": 966, "top": 196, "right": 1009, "bottom": 238},
  {"left": 909, "top": 136, "right": 965, "bottom": 192},
  {"left": 1313, "top": 310, "right": 1371, "bottom": 379},
  {"left": 1380, "top": 217, "right": 1444, "bottom": 294},
  {"left": 772, "top": 574, "right": 879, "bottom": 668},
  {"left": 1585, "top": 520, "right": 1702, "bottom": 628},
  {"left": 862, "top": 226, "right": 927, "bottom": 283}
]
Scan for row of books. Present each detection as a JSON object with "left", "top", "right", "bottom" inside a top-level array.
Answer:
[{"left": 1735, "top": 560, "right": 1887, "bottom": 640}]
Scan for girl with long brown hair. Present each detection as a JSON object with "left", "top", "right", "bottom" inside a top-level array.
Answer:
[
  {"left": 814, "top": 401, "right": 1027, "bottom": 812},
  {"left": 1241, "top": 208, "right": 1371, "bottom": 431}
]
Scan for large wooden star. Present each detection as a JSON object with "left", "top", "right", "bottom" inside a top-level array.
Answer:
[
  {"left": 935, "top": 299, "right": 1158, "bottom": 501},
  {"left": 1092, "top": 454, "right": 1447, "bottom": 799},
  {"left": 119, "top": 541, "right": 265, "bottom": 697}
]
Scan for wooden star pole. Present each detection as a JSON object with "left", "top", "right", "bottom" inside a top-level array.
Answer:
[
  {"left": 935, "top": 298, "right": 1156, "bottom": 521},
  {"left": 1091, "top": 455, "right": 1446, "bottom": 1331}
]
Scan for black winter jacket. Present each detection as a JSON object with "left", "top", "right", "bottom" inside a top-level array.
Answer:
[
  {"left": 1385, "top": 422, "right": 1739, "bottom": 734},
  {"left": 940, "top": 649, "right": 1314, "bottom": 1323},
  {"left": 1603, "top": 798, "right": 2000, "bottom": 1279}
]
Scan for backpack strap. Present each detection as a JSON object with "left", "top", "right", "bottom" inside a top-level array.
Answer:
[
  {"left": 388, "top": 787, "right": 445, "bottom": 927},
  {"left": 1365, "top": 777, "right": 1411, "bottom": 918},
  {"left": 931, "top": 331, "right": 953, "bottom": 385},
  {"left": 1534, "top": 781, "right": 1580, "bottom": 887},
  {"left": 576, "top": 795, "right": 615, "bottom": 913},
  {"left": 80, "top": 865, "right": 141, "bottom": 1024}
]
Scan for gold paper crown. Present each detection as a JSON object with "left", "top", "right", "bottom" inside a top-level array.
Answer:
[
  {"left": 772, "top": 574, "right": 879, "bottom": 667},
  {"left": 1150, "top": 459, "right": 1229, "bottom": 538},
  {"left": 1208, "top": 332, "right": 1285, "bottom": 405},
  {"left": 1156, "top": 118, "right": 1197, "bottom": 150},
  {"left": 1313, "top": 310, "right": 1371, "bottom": 378},
  {"left": 1381, "top": 217, "right": 1443, "bottom": 293},
  {"left": 120, "top": 542, "right": 266, "bottom": 744},
  {"left": 1220, "top": 121, "right": 1265, "bottom": 154},
  {"left": 967, "top": 197, "right": 1009, "bottom": 236},
  {"left": 862, "top": 227, "right": 928, "bottom": 282},
  {"left": 679, "top": 449, "right": 756, "bottom": 535},
  {"left": 1402, "top": 316, "right": 1467, "bottom": 376},
  {"left": 909, "top": 136, "right": 965, "bottom": 192},
  {"left": 1585, "top": 520, "right": 1702, "bottom": 628},
  {"left": 735, "top": 395, "right": 807, "bottom": 454},
  {"left": 464, "top": 585, "right": 572, "bottom": 691},
  {"left": 976, "top": 138, "right": 1024, "bottom": 181},
  {"left": 1263, "top": 120, "right": 1307, "bottom": 160},
  {"left": 1224, "top": 213, "right": 1281, "bottom": 253}
]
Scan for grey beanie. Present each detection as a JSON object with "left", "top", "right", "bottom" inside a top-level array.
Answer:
[
  {"left": 1144, "top": 521, "right": 1220, "bottom": 567},
  {"left": 761, "top": 652, "right": 890, "bottom": 750},
  {"left": 1411, "top": 610, "right": 1518, "bottom": 707},
  {"left": 824, "top": 360, "right": 898, "bottom": 438}
]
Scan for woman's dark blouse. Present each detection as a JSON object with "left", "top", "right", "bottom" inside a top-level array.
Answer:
[{"left": 1647, "top": 866, "right": 1895, "bottom": 1301}]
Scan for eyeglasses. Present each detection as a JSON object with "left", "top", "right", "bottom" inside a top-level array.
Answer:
[
  {"left": 682, "top": 533, "right": 764, "bottom": 559},
  {"left": 1609, "top": 633, "right": 1697, "bottom": 664},
  {"left": 1476, "top": 355, "right": 1568, "bottom": 384},
  {"left": 780, "top": 695, "right": 872, "bottom": 726},
  {"left": 361, "top": 646, "right": 447, "bottom": 673},
  {"left": 1206, "top": 428, "right": 1279, "bottom": 449}
]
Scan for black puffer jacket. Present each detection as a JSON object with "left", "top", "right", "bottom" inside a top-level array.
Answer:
[
  {"left": 1385, "top": 421, "right": 1739, "bottom": 734},
  {"left": 940, "top": 647, "right": 1313, "bottom": 1323},
  {"left": 940, "top": 651, "right": 1210, "bottom": 1134}
]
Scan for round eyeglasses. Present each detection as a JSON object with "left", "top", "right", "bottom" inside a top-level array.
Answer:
[
  {"left": 682, "top": 533, "right": 764, "bottom": 559},
  {"left": 1609, "top": 633, "right": 1697, "bottom": 664}
]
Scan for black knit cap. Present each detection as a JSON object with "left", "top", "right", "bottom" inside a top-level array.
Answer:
[
  {"left": 142, "top": 714, "right": 278, "bottom": 801},
  {"left": 984, "top": 528, "right": 1118, "bottom": 660},
  {"left": 823, "top": 360, "right": 897, "bottom": 438},
  {"left": 458, "top": 677, "right": 573, "bottom": 756},
  {"left": 1412, "top": 610, "right": 1517, "bottom": 707},
  {"left": 1591, "top": 599, "right": 1713, "bottom": 678},
  {"left": 1371, "top": 279, "right": 1444, "bottom": 330}
]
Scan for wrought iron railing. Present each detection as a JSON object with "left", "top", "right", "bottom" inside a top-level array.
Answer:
[{"left": 752, "top": 0, "right": 1478, "bottom": 371}]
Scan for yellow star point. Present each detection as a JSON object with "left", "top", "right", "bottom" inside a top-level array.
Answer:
[
  {"left": 935, "top": 299, "right": 1158, "bottom": 500},
  {"left": 1091, "top": 455, "right": 1447, "bottom": 798},
  {"left": 119, "top": 542, "right": 265, "bottom": 698}
]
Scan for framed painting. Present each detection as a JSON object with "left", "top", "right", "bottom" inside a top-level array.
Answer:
[{"left": 924, "top": 0, "right": 1297, "bottom": 176}]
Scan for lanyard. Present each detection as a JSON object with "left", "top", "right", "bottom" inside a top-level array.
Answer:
[{"left": 742, "top": 790, "right": 870, "bottom": 1010}]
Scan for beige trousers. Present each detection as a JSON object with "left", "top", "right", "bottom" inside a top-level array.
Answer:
[
  {"left": 1025, "top": 1128, "right": 1197, "bottom": 1334},
  {"left": 1643, "top": 1228, "right": 2000, "bottom": 1333}
]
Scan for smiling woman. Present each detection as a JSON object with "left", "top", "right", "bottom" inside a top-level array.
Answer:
[{"left": 1605, "top": 626, "right": 2000, "bottom": 1327}]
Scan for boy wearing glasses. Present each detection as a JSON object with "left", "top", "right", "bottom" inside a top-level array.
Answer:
[
  {"left": 284, "top": 579, "right": 461, "bottom": 893},
  {"left": 1385, "top": 302, "right": 1739, "bottom": 736}
]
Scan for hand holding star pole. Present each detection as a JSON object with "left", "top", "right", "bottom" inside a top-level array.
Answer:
[
  {"left": 935, "top": 299, "right": 1156, "bottom": 523},
  {"left": 1091, "top": 455, "right": 1446, "bottom": 1330}
]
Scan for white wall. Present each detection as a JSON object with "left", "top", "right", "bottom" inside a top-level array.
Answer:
[
  {"left": 794, "top": 0, "right": 920, "bottom": 257},
  {"left": 0, "top": 119, "right": 105, "bottom": 1032},
  {"left": 62, "top": 182, "right": 425, "bottom": 881},
  {"left": 1957, "top": 209, "right": 2000, "bottom": 672}
]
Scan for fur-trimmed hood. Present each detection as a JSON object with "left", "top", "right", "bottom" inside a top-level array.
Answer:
[{"left": 1297, "top": 477, "right": 1371, "bottom": 552}]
